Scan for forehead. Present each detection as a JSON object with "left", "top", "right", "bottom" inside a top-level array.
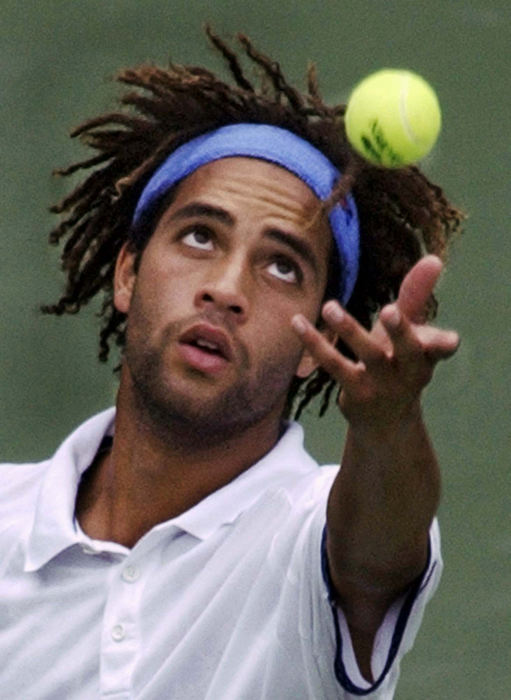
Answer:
[{"left": 169, "top": 157, "right": 325, "bottom": 223}]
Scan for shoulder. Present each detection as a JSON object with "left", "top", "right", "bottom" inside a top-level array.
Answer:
[
  {"left": 0, "top": 458, "right": 50, "bottom": 528},
  {"left": 0, "top": 407, "right": 115, "bottom": 528},
  {"left": 0, "top": 458, "right": 50, "bottom": 494},
  {"left": 281, "top": 454, "right": 338, "bottom": 508},
  {"left": 261, "top": 421, "right": 340, "bottom": 509},
  {"left": 255, "top": 429, "right": 338, "bottom": 519}
]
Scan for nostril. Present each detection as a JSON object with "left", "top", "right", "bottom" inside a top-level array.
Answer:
[{"left": 197, "top": 288, "right": 247, "bottom": 320}]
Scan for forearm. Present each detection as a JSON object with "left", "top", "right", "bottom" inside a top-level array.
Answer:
[
  {"left": 325, "top": 403, "right": 441, "bottom": 681},
  {"left": 327, "top": 401, "right": 440, "bottom": 596}
]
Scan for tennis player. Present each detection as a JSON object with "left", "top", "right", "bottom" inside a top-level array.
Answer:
[{"left": 0, "top": 29, "right": 462, "bottom": 699}]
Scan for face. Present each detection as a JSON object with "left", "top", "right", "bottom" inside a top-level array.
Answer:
[{"left": 115, "top": 157, "right": 333, "bottom": 442}]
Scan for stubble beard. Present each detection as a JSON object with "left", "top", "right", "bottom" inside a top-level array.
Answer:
[{"left": 123, "top": 319, "right": 302, "bottom": 451}]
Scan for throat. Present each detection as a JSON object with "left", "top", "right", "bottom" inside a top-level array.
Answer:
[
  {"left": 74, "top": 431, "right": 257, "bottom": 548},
  {"left": 77, "top": 415, "right": 285, "bottom": 540}
]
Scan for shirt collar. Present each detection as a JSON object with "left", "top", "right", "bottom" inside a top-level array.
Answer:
[
  {"left": 23, "top": 408, "right": 318, "bottom": 570},
  {"left": 23, "top": 408, "right": 116, "bottom": 572},
  {"left": 160, "top": 421, "right": 318, "bottom": 541}
]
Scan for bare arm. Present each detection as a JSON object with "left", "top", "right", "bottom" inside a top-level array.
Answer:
[{"left": 292, "top": 255, "right": 459, "bottom": 680}]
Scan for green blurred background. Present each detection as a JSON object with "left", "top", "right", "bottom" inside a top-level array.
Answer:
[{"left": 1, "top": 1, "right": 509, "bottom": 697}]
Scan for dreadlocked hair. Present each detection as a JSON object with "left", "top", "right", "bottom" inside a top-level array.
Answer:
[{"left": 43, "top": 26, "right": 464, "bottom": 420}]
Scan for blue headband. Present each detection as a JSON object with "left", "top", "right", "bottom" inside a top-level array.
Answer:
[{"left": 132, "top": 123, "right": 359, "bottom": 304}]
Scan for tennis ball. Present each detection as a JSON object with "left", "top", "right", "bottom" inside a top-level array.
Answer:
[{"left": 345, "top": 69, "right": 441, "bottom": 167}]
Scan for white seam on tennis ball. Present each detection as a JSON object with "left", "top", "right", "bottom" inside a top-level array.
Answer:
[{"left": 399, "top": 73, "right": 420, "bottom": 145}]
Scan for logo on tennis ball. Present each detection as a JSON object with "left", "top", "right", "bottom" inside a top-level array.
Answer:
[{"left": 360, "top": 119, "right": 401, "bottom": 167}]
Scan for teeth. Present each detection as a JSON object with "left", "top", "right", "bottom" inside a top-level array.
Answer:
[{"left": 196, "top": 339, "right": 219, "bottom": 351}]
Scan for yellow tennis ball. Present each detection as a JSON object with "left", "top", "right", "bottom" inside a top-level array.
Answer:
[{"left": 345, "top": 69, "right": 442, "bottom": 167}]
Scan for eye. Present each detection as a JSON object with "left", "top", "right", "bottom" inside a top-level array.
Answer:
[
  {"left": 181, "top": 226, "right": 214, "bottom": 250},
  {"left": 267, "top": 257, "right": 301, "bottom": 284}
]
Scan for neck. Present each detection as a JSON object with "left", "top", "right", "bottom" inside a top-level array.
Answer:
[{"left": 76, "top": 371, "right": 285, "bottom": 548}]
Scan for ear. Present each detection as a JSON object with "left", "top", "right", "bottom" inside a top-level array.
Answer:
[
  {"left": 295, "top": 322, "right": 338, "bottom": 379},
  {"left": 113, "top": 242, "right": 137, "bottom": 314}
]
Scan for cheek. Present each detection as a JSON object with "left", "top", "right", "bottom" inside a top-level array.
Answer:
[
  {"left": 249, "top": 306, "right": 302, "bottom": 358},
  {"left": 251, "top": 280, "right": 324, "bottom": 339},
  {"left": 136, "top": 254, "right": 195, "bottom": 313}
]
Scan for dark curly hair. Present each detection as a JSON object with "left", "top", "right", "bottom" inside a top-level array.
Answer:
[{"left": 43, "top": 27, "right": 463, "bottom": 419}]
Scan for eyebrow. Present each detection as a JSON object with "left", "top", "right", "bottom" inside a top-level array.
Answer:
[
  {"left": 168, "top": 202, "right": 234, "bottom": 226},
  {"left": 265, "top": 229, "right": 320, "bottom": 277},
  {"left": 168, "top": 201, "right": 320, "bottom": 276}
]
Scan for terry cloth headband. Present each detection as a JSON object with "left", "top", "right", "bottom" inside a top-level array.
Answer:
[{"left": 132, "top": 123, "right": 360, "bottom": 305}]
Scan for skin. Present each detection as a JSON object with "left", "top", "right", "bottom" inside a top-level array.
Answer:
[
  {"left": 77, "top": 157, "right": 332, "bottom": 545},
  {"left": 76, "top": 156, "right": 459, "bottom": 683}
]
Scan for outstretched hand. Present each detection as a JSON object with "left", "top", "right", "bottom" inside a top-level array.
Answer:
[{"left": 292, "top": 255, "right": 459, "bottom": 430}]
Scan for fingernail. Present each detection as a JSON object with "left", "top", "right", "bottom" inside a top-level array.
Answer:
[
  {"left": 323, "top": 302, "right": 344, "bottom": 324},
  {"left": 292, "top": 315, "right": 307, "bottom": 335}
]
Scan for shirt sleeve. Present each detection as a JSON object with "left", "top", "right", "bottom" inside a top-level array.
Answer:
[{"left": 320, "top": 517, "right": 443, "bottom": 696}]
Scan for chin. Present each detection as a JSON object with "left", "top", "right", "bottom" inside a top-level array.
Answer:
[{"left": 124, "top": 338, "right": 296, "bottom": 444}]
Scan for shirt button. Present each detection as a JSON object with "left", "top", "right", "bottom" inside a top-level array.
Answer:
[
  {"left": 122, "top": 564, "right": 140, "bottom": 582},
  {"left": 111, "top": 624, "right": 125, "bottom": 642}
]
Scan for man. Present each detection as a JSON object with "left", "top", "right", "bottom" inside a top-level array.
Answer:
[{"left": 0, "top": 30, "right": 462, "bottom": 698}]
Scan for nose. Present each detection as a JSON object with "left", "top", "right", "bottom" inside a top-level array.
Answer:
[{"left": 194, "top": 258, "right": 249, "bottom": 323}]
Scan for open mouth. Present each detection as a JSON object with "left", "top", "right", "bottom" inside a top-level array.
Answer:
[
  {"left": 178, "top": 323, "right": 233, "bottom": 372},
  {"left": 187, "top": 338, "right": 225, "bottom": 357}
]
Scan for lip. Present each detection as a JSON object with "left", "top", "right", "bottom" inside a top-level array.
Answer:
[{"left": 177, "top": 322, "right": 234, "bottom": 373}]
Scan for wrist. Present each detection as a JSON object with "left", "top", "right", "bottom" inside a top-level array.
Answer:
[{"left": 346, "top": 398, "right": 424, "bottom": 443}]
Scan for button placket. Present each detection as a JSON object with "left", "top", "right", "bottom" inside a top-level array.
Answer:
[{"left": 100, "top": 556, "right": 145, "bottom": 696}]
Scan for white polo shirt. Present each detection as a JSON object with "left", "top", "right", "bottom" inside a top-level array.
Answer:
[{"left": 0, "top": 408, "right": 441, "bottom": 699}]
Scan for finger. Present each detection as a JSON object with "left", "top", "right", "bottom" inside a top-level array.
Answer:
[
  {"left": 416, "top": 326, "right": 460, "bottom": 361},
  {"left": 381, "top": 304, "right": 460, "bottom": 362},
  {"left": 379, "top": 305, "right": 421, "bottom": 361},
  {"left": 321, "top": 301, "right": 387, "bottom": 365},
  {"left": 291, "top": 314, "right": 358, "bottom": 383},
  {"left": 397, "top": 255, "right": 443, "bottom": 323}
]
